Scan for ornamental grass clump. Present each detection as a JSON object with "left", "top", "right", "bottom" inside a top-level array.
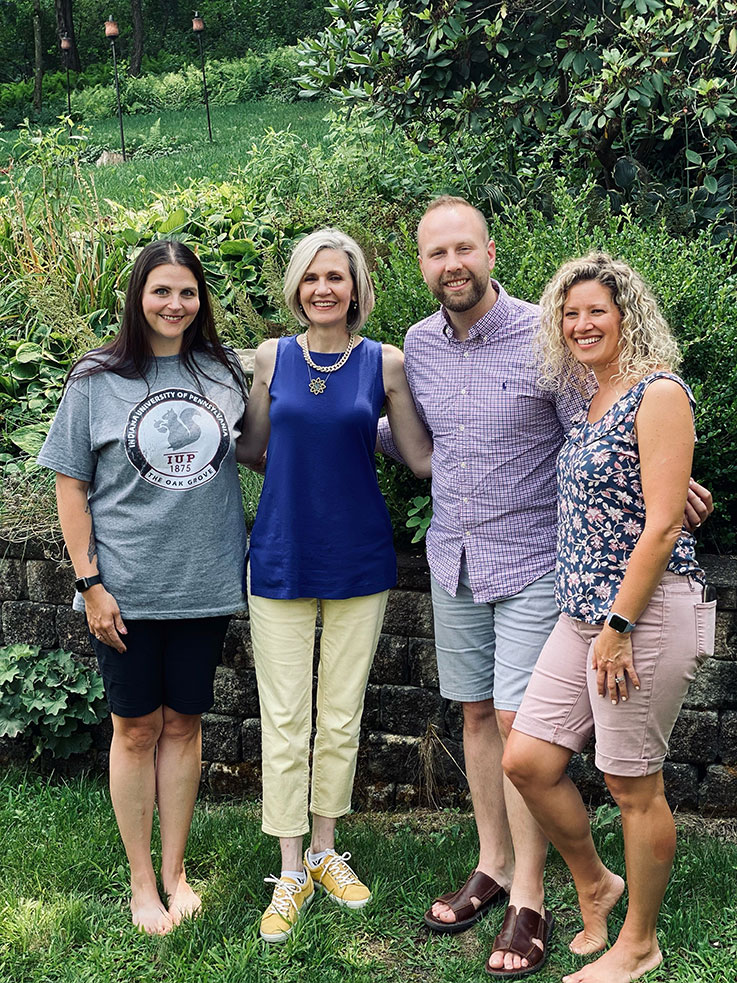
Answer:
[{"left": 0, "top": 644, "right": 106, "bottom": 759}]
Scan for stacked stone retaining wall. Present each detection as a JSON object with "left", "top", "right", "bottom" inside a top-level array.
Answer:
[{"left": 1, "top": 539, "right": 735, "bottom": 815}]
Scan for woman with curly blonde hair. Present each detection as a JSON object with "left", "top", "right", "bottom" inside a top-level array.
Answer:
[{"left": 502, "top": 252, "right": 715, "bottom": 983}]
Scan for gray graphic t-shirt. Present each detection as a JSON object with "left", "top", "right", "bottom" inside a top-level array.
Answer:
[{"left": 38, "top": 352, "right": 247, "bottom": 619}]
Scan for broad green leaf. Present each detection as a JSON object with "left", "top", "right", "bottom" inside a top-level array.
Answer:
[
  {"left": 685, "top": 149, "right": 702, "bottom": 164},
  {"left": 704, "top": 175, "right": 718, "bottom": 193},
  {"left": 158, "top": 209, "right": 187, "bottom": 234},
  {"left": 14, "top": 343, "right": 43, "bottom": 364},
  {"left": 221, "top": 239, "right": 258, "bottom": 260},
  {"left": 9, "top": 425, "right": 48, "bottom": 456}
]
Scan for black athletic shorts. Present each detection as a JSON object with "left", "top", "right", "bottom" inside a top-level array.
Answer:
[{"left": 90, "top": 616, "right": 231, "bottom": 718}]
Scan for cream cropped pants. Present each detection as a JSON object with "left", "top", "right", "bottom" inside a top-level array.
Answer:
[{"left": 247, "top": 589, "right": 389, "bottom": 837}]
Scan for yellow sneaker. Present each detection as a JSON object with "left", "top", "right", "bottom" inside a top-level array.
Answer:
[
  {"left": 259, "top": 871, "right": 314, "bottom": 942},
  {"left": 304, "top": 849, "right": 371, "bottom": 908}
]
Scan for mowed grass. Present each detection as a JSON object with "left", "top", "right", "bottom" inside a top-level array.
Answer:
[
  {"left": 0, "top": 100, "right": 333, "bottom": 205},
  {"left": 0, "top": 770, "right": 735, "bottom": 982}
]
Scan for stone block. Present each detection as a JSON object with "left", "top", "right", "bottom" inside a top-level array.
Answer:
[
  {"left": 408, "top": 638, "right": 439, "bottom": 689},
  {"left": 56, "top": 607, "right": 93, "bottom": 655},
  {"left": 566, "top": 752, "right": 607, "bottom": 805},
  {"left": 699, "top": 765, "right": 737, "bottom": 815},
  {"left": 395, "top": 783, "right": 420, "bottom": 809},
  {"left": 212, "top": 666, "right": 258, "bottom": 716},
  {"left": 662, "top": 761, "right": 699, "bottom": 810},
  {"left": 718, "top": 712, "right": 737, "bottom": 766},
  {"left": 362, "top": 684, "right": 382, "bottom": 731},
  {"left": 207, "top": 761, "right": 261, "bottom": 798},
  {"left": 353, "top": 781, "right": 396, "bottom": 811},
  {"left": 221, "top": 617, "right": 254, "bottom": 669},
  {"left": 241, "top": 718, "right": 261, "bottom": 763},
  {"left": 416, "top": 731, "right": 466, "bottom": 789},
  {"left": 0, "top": 559, "right": 26, "bottom": 601},
  {"left": 380, "top": 684, "right": 444, "bottom": 736},
  {"left": 382, "top": 591, "right": 434, "bottom": 639},
  {"left": 201, "top": 713, "right": 241, "bottom": 763},
  {"left": 0, "top": 538, "right": 56, "bottom": 561},
  {"left": 714, "top": 611, "right": 737, "bottom": 660},
  {"left": 700, "top": 555, "right": 737, "bottom": 609},
  {"left": 683, "top": 658, "right": 737, "bottom": 709},
  {"left": 396, "top": 552, "right": 432, "bottom": 592},
  {"left": 1, "top": 601, "right": 58, "bottom": 648},
  {"left": 443, "top": 700, "right": 464, "bottom": 742},
  {"left": 369, "top": 634, "right": 408, "bottom": 685},
  {"left": 26, "top": 561, "right": 76, "bottom": 605},
  {"left": 668, "top": 710, "right": 719, "bottom": 763},
  {"left": 356, "top": 731, "right": 420, "bottom": 784}
]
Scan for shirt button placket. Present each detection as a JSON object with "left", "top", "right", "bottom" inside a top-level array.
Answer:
[{"left": 459, "top": 342, "right": 471, "bottom": 540}]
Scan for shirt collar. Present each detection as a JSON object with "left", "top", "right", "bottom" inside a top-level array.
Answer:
[{"left": 440, "top": 280, "right": 511, "bottom": 342}]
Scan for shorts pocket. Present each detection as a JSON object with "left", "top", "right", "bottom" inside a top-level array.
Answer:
[{"left": 695, "top": 600, "right": 717, "bottom": 661}]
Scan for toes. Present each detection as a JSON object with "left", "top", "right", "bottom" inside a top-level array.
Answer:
[{"left": 487, "top": 950, "right": 504, "bottom": 969}]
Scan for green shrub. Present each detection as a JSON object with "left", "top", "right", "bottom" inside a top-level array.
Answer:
[
  {"left": 0, "top": 644, "right": 107, "bottom": 759},
  {"left": 0, "top": 49, "right": 306, "bottom": 127}
]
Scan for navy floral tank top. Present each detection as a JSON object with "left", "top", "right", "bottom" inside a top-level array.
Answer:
[{"left": 555, "top": 371, "right": 704, "bottom": 624}]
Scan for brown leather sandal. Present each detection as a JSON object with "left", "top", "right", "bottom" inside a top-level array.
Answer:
[
  {"left": 485, "top": 905, "right": 555, "bottom": 978},
  {"left": 423, "top": 869, "right": 507, "bottom": 934}
]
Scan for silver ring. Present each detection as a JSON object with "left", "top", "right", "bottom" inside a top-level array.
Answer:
[{"left": 614, "top": 675, "right": 625, "bottom": 684}]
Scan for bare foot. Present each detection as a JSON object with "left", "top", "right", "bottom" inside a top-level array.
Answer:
[
  {"left": 131, "top": 889, "right": 174, "bottom": 936},
  {"left": 562, "top": 937, "right": 662, "bottom": 983},
  {"left": 165, "top": 874, "right": 202, "bottom": 926},
  {"left": 569, "top": 869, "right": 625, "bottom": 955}
]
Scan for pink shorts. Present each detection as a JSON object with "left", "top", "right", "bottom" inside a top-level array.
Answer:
[{"left": 513, "top": 573, "right": 716, "bottom": 777}]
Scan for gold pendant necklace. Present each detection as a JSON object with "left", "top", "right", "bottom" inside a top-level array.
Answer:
[{"left": 298, "top": 331, "right": 356, "bottom": 395}]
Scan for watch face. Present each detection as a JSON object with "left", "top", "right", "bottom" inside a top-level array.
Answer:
[{"left": 608, "top": 613, "right": 630, "bottom": 633}]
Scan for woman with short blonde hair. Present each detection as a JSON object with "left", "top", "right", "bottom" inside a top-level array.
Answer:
[{"left": 238, "top": 228, "right": 432, "bottom": 943}]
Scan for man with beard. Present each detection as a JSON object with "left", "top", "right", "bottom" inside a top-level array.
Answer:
[{"left": 378, "top": 196, "right": 710, "bottom": 978}]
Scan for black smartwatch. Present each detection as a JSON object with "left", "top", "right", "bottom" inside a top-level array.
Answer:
[
  {"left": 605, "top": 611, "right": 636, "bottom": 634},
  {"left": 75, "top": 574, "right": 103, "bottom": 593}
]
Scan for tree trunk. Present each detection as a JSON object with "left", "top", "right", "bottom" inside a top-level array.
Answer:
[
  {"left": 32, "top": 0, "right": 43, "bottom": 111},
  {"left": 54, "top": 0, "right": 81, "bottom": 72},
  {"left": 129, "top": 0, "right": 144, "bottom": 77}
]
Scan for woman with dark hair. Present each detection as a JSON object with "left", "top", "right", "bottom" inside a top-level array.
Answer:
[{"left": 39, "top": 240, "right": 249, "bottom": 935}]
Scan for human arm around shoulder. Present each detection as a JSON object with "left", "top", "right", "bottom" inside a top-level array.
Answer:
[
  {"left": 381, "top": 344, "right": 433, "bottom": 478},
  {"left": 593, "top": 378, "right": 695, "bottom": 700},
  {"left": 236, "top": 339, "right": 277, "bottom": 471},
  {"left": 55, "top": 474, "right": 127, "bottom": 653}
]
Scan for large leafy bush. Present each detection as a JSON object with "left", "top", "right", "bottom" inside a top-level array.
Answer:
[
  {"left": 0, "top": 645, "right": 107, "bottom": 759},
  {"left": 300, "top": 0, "right": 737, "bottom": 237}
]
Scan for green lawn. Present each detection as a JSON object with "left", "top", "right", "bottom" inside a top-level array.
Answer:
[
  {"left": 0, "top": 770, "right": 735, "bottom": 982},
  {"left": 0, "top": 100, "right": 333, "bottom": 205}
]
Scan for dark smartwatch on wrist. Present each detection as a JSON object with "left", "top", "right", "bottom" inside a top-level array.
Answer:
[
  {"left": 605, "top": 611, "right": 636, "bottom": 634},
  {"left": 75, "top": 574, "right": 103, "bottom": 593}
]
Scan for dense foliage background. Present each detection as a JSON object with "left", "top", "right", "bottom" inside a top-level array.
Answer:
[
  {"left": 0, "top": 0, "right": 329, "bottom": 81},
  {"left": 1, "top": 1, "right": 736, "bottom": 551}
]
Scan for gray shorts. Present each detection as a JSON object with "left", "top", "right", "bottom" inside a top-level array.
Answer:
[{"left": 431, "top": 561, "right": 558, "bottom": 711}]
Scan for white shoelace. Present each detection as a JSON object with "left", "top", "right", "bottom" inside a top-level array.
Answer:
[
  {"left": 322, "top": 851, "right": 359, "bottom": 887},
  {"left": 263, "top": 875, "right": 301, "bottom": 916}
]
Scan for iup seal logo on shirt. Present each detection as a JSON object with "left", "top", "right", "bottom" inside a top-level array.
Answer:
[{"left": 125, "top": 388, "right": 230, "bottom": 489}]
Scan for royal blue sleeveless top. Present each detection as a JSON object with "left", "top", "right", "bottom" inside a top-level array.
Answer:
[{"left": 248, "top": 335, "right": 397, "bottom": 599}]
